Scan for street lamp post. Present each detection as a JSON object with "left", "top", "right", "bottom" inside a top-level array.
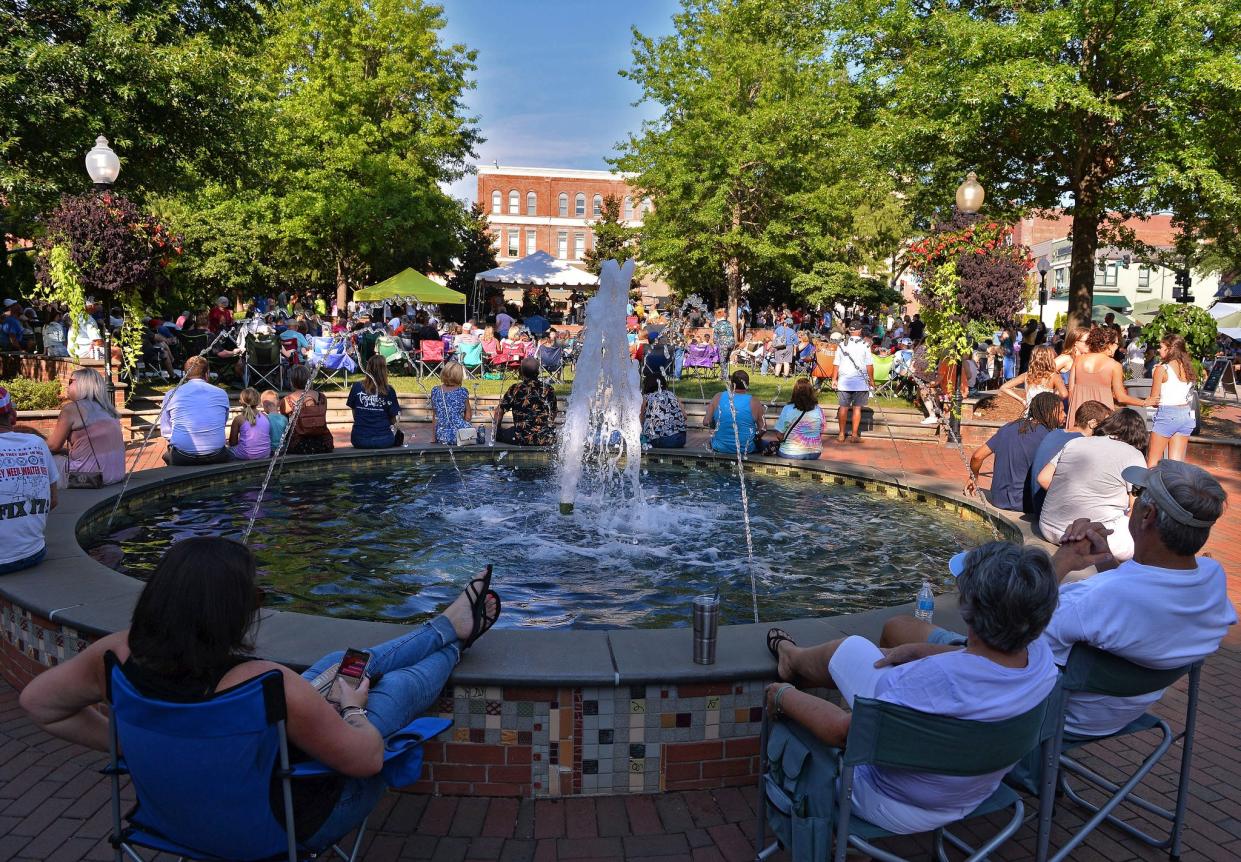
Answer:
[
  {"left": 84, "top": 136, "right": 121, "bottom": 401},
  {"left": 1037, "top": 256, "right": 1050, "bottom": 326},
  {"left": 946, "top": 172, "right": 986, "bottom": 440}
]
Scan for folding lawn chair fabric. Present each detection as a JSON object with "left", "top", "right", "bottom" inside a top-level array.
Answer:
[
  {"left": 872, "top": 354, "right": 900, "bottom": 397},
  {"left": 376, "top": 334, "right": 415, "bottom": 375},
  {"left": 682, "top": 343, "right": 720, "bottom": 377},
  {"left": 416, "top": 339, "right": 447, "bottom": 378},
  {"left": 537, "top": 344, "right": 566, "bottom": 382},
  {"left": 310, "top": 335, "right": 354, "bottom": 386},
  {"left": 757, "top": 690, "right": 1062, "bottom": 862},
  {"left": 104, "top": 653, "right": 449, "bottom": 862},
  {"left": 243, "top": 334, "right": 283, "bottom": 390},
  {"left": 456, "top": 339, "right": 485, "bottom": 379},
  {"left": 1027, "top": 643, "right": 1202, "bottom": 862}
]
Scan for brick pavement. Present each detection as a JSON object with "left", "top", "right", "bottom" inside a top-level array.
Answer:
[{"left": 3, "top": 428, "right": 1237, "bottom": 860}]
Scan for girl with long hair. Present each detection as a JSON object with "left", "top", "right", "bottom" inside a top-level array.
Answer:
[
  {"left": 1054, "top": 328, "right": 1084, "bottom": 386},
  {"left": 228, "top": 387, "right": 272, "bottom": 460},
  {"left": 45, "top": 368, "right": 126, "bottom": 485},
  {"left": 20, "top": 537, "right": 501, "bottom": 852},
  {"left": 999, "top": 344, "right": 1067, "bottom": 411},
  {"left": 1140, "top": 334, "right": 1197, "bottom": 466},
  {"left": 1066, "top": 326, "right": 1143, "bottom": 431},
  {"left": 346, "top": 354, "right": 403, "bottom": 449}
]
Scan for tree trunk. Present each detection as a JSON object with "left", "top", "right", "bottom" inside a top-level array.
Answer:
[
  {"left": 335, "top": 256, "right": 348, "bottom": 313},
  {"left": 1068, "top": 207, "right": 1100, "bottom": 334},
  {"left": 726, "top": 203, "right": 742, "bottom": 330}
]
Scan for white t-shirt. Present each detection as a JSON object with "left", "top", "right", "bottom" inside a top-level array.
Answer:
[
  {"left": 0, "top": 432, "right": 59, "bottom": 565},
  {"left": 69, "top": 314, "right": 102, "bottom": 359},
  {"left": 159, "top": 379, "right": 232, "bottom": 454},
  {"left": 1041, "top": 558, "right": 1236, "bottom": 737},
  {"left": 835, "top": 338, "right": 874, "bottom": 392},
  {"left": 830, "top": 635, "right": 1058, "bottom": 834},
  {"left": 1038, "top": 436, "right": 1145, "bottom": 558}
]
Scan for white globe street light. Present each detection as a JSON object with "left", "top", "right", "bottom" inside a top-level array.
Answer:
[
  {"left": 955, "top": 171, "right": 984, "bottom": 214},
  {"left": 85, "top": 136, "right": 121, "bottom": 188}
]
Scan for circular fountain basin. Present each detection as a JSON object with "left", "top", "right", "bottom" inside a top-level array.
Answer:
[{"left": 2, "top": 447, "right": 1035, "bottom": 798}]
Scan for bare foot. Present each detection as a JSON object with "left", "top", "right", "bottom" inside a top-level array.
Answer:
[{"left": 774, "top": 639, "right": 798, "bottom": 683}]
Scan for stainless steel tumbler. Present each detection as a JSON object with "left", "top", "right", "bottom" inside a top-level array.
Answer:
[{"left": 692, "top": 594, "right": 720, "bottom": 665}]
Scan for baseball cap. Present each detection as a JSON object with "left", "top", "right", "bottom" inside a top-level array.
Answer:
[
  {"left": 1121, "top": 462, "right": 1221, "bottom": 528},
  {"left": 948, "top": 550, "right": 969, "bottom": 578},
  {"left": 848, "top": 320, "right": 863, "bottom": 332},
  {"left": 2, "top": 299, "right": 16, "bottom": 307},
  {"left": 829, "top": 332, "right": 844, "bottom": 342}
]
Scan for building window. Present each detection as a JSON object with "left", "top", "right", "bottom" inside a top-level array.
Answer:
[
  {"left": 493, "top": 230, "right": 502, "bottom": 250},
  {"left": 623, "top": 196, "right": 633, "bottom": 220},
  {"left": 491, "top": 190, "right": 501, "bottom": 214},
  {"left": 1054, "top": 267, "right": 1067, "bottom": 295},
  {"left": 573, "top": 232, "right": 586, "bottom": 260},
  {"left": 1100, "top": 262, "right": 1119, "bottom": 289},
  {"left": 592, "top": 194, "right": 603, "bottom": 217},
  {"left": 507, "top": 229, "right": 519, "bottom": 258},
  {"left": 526, "top": 229, "right": 537, "bottom": 256},
  {"left": 508, "top": 190, "right": 519, "bottom": 215},
  {"left": 574, "top": 193, "right": 586, "bottom": 217},
  {"left": 557, "top": 231, "right": 568, "bottom": 259},
  {"left": 1137, "top": 266, "right": 1151, "bottom": 292},
  {"left": 558, "top": 193, "right": 568, "bottom": 217},
  {"left": 641, "top": 197, "right": 652, "bottom": 215},
  {"left": 526, "top": 191, "right": 537, "bottom": 215}
]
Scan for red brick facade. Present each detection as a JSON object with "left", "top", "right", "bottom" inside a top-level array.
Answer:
[{"left": 477, "top": 167, "right": 646, "bottom": 263}]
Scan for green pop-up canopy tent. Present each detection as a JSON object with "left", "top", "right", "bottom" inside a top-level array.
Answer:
[{"left": 353, "top": 268, "right": 466, "bottom": 304}]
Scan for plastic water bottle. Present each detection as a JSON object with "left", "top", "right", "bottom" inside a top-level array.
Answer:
[{"left": 914, "top": 580, "right": 935, "bottom": 623}]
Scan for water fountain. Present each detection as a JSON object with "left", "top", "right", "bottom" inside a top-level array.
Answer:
[{"left": 557, "top": 258, "right": 644, "bottom": 515}]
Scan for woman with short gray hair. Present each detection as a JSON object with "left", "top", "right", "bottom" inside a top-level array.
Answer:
[{"left": 763, "top": 540, "right": 1060, "bottom": 834}]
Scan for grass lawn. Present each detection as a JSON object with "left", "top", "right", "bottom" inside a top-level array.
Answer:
[{"left": 134, "top": 370, "right": 915, "bottom": 409}]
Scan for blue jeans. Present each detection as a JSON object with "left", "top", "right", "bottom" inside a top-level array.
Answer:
[
  {"left": 673, "top": 348, "right": 685, "bottom": 379},
  {"left": 301, "top": 616, "right": 460, "bottom": 849},
  {"left": 0, "top": 546, "right": 45, "bottom": 575},
  {"left": 780, "top": 450, "right": 821, "bottom": 460},
  {"left": 650, "top": 430, "right": 686, "bottom": 449}
]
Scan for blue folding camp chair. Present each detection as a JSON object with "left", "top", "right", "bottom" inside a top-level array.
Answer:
[
  {"left": 104, "top": 653, "right": 449, "bottom": 862},
  {"left": 309, "top": 335, "right": 354, "bottom": 387}
]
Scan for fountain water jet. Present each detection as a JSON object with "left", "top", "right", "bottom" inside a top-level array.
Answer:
[{"left": 557, "top": 259, "right": 643, "bottom": 514}]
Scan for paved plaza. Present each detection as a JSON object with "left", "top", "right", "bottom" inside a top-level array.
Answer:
[{"left": 2, "top": 420, "right": 1239, "bottom": 861}]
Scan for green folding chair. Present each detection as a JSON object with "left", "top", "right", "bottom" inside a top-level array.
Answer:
[
  {"left": 375, "top": 334, "right": 415, "bottom": 376},
  {"left": 757, "top": 689, "right": 1062, "bottom": 862},
  {"left": 1030, "top": 643, "right": 1202, "bottom": 862}
]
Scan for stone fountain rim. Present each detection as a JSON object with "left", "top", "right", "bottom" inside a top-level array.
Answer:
[{"left": 5, "top": 446, "right": 1039, "bottom": 687}]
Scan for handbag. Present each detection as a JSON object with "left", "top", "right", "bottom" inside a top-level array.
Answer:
[
  {"left": 67, "top": 403, "right": 105, "bottom": 489},
  {"left": 437, "top": 386, "right": 476, "bottom": 446},
  {"left": 291, "top": 392, "right": 329, "bottom": 436},
  {"left": 760, "top": 409, "right": 809, "bottom": 456}
]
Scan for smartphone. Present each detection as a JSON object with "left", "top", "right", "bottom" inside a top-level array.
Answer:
[{"left": 332, "top": 648, "right": 372, "bottom": 692}]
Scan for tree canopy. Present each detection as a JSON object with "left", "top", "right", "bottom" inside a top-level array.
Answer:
[
  {"left": 615, "top": 0, "right": 908, "bottom": 319},
  {"left": 583, "top": 195, "right": 638, "bottom": 275},
  {"left": 446, "top": 202, "right": 499, "bottom": 298},
  {"left": 830, "top": 0, "right": 1241, "bottom": 326}
]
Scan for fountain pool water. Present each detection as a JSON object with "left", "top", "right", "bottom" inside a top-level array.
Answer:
[{"left": 84, "top": 455, "right": 997, "bottom": 630}]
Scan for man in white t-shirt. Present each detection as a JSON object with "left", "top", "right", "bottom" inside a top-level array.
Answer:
[
  {"left": 831, "top": 321, "right": 874, "bottom": 443},
  {"left": 766, "top": 542, "right": 1060, "bottom": 834},
  {"left": 882, "top": 459, "right": 1234, "bottom": 740},
  {"left": 0, "top": 388, "right": 59, "bottom": 574}
]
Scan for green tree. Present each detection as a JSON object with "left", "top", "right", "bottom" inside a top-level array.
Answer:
[
  {"left": 831, "top": 0, "right": 1241, "bottom": 327},
  {"left": 258, "top": 0, "right": 481, "bottom": 309},
  {"left": 446, "top": 202, "right": 499, "bottom": 298},
  {"left": 615, "top": 0, "right": 905, "bottom": 323},
  {"left": 0, "top": 0, "right": 264, "bottom": 236},
  {"left": 583, "top": 195, "right": 637, "bottom": 275},
  {"left": 1141, "top": 305, "right": 1219, "bottom": 364}
]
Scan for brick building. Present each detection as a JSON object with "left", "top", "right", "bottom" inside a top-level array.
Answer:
[{"left": 476, "top": 165, "right": 648, "bottom": 264}]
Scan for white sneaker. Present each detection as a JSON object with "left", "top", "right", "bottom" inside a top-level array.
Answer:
[{"left": 920, "top": 415, "right": 939, "bottom": 426}]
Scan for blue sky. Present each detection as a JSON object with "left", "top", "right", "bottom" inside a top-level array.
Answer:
[{"left": 439, "top": 0, "right": 679, "bottom": 202}]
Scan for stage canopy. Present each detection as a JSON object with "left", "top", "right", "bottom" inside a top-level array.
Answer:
[
  {"left": 355, "top": 268, "right": 466, "bottom": 304},
  {"left": 473, "top": 251, "right": 598, "bottom": 288}
]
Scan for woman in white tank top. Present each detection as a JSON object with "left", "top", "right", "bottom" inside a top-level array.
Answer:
[{"left": 1140, "top": 334, "right": 1196, "bottom": 466}]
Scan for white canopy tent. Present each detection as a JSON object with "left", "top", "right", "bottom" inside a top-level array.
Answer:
[{"left": 471, "top": 251, "right": 599, "bottom": 319}]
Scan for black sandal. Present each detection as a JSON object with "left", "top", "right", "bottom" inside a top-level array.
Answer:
[
  {"left": 766, "top": 627, "right": 796, "bottom": 660},
  {"left": 463, "top": 590, "right": 501, "bottom": 649}
]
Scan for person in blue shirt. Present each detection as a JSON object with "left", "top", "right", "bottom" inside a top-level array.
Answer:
[
  {"left": 2, "top": 303, "right": 29, "bottom": 351},
  {"left": 965, "top": 392, "right": 1062, "bottom": 511},
  {"left": 523, "top": 312, "right": 550, "bottom": 338}
]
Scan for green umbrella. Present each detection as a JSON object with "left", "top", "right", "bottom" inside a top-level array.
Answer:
[
  {"left": 1213, "top": 309, "right": 1241, "bottom": 329},
  {"left": 1131, "top": 298, "right": 1166, "bottom": 322},
  {"left": 1092, "top": 306, "right": 1134, "bottom": 327}
]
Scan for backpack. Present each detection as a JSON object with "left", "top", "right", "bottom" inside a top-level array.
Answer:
[
  {"left": 764, "top": 719, "right": 838, "bottom": 861},
  {"left": 290, "top": 392, "right": 329, "bottom": 436}
]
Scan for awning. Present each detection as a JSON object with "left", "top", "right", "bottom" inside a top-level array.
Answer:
[
  {"left": 1215, "top": 282, "right": 1241, "bottom": 300},
  {"left": 1092, "top": 307, "right": 1133, "bottom": 327},
  {"left": 473, "top": 251, "right": 599, "bottom": 287},
  {"left": 354, "top": 268, "right": 466, "bottom": 304},
  {"left": 1092, "top": 295, "right": 1132, "bottom": 311}
]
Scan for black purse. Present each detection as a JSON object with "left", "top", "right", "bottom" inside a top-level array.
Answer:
[{"left": 66, "top": 403, "right": 105, "bottom": 489}]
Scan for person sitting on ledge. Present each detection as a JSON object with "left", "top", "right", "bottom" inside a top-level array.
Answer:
[
  {"left": 493, "top": 357, "right": 557, "bottom": 446},
  {"left": 639, "top": 372, "right": 687, "bottom": 449},
  {"left": 20, "top": 537, "right": 501, "bottom": 851},
  {"left": 880, "top": 459, "right": 1234, "bottom": 740},
  {"left": 45, "top": 368, "right": 126, "bottom": 487},
  {"left": 704, "top": 369, "right": 764, "bottom": 455},
  {"left": 159, "top": 356, "right": 232, "bottom": 466},
  {"left": 964, "top": 391, "right": 1063, "bottom": 511},
  {"left": 281, "top": 364, "right": 334, "bottom": 455},
  {"left": 347, "top": 355, "right": 403, "bottom": 449},
  {"left": 227, "top": 387, "right": 272, "bottom": 461},
  {"left": 0, "top": 387, "right": 58, "bottom": 574},
  {"left": 765, "top": 541, "right": 1060, "bottom": 835}
]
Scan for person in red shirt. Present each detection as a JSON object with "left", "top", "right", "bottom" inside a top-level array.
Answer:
[{"left": 207, "top": 297, "right": 233, "bottom": 334}]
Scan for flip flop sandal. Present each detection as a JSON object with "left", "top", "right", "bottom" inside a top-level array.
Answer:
[
  {"left": 766, "top": 627, "right": 797, "bottom": 660},
  {"left": 464, "top": 589, "right": 502, "bottom": 649}
]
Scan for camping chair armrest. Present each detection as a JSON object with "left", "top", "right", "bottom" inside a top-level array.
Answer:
[{"left": 290, "top": 717, "right": 453, "bottom": 780}]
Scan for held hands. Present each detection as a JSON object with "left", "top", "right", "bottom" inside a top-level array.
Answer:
[{"left": 1054, "top": 519, "right": 1116, "bottom": 576}]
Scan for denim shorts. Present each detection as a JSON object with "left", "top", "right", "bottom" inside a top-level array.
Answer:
[
  {"left": 928, "top": 627, "right": 968, "bottom": 647},
  {"left": 1152, "top": 405, "right": 1195, "bottom": 438}
]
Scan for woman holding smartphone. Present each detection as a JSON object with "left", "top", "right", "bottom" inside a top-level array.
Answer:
[{"left": 19, "top": 538, "right": 501, "bottom": 851}]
